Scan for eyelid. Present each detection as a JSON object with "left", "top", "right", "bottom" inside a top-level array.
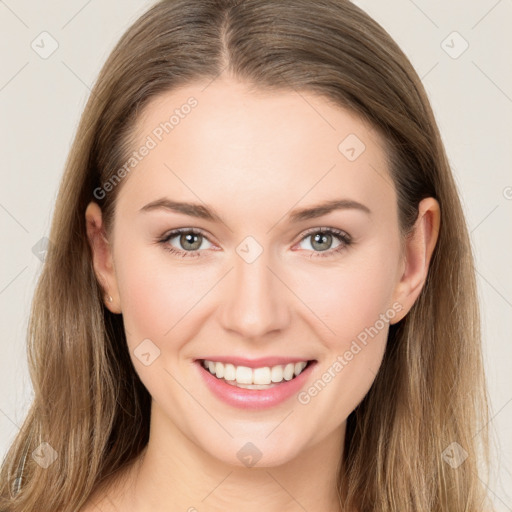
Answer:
[
  {"left": 156, "top": 227, "right": 216, "bottom": 254},
  {"left": 158, "top": 225, "right": 352, "bottom": 257},
  {"left": 295, "top": 225, "right": 351, "bottom": 242},
  {"left": 160, "top": 227, "right": 216, "bottom": 244},
  {"left": 159, "top": 226, "right": 350, "bottom": 243}
]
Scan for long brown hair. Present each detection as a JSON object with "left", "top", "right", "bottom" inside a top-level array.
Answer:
[{"left": 0, "top": 1, "right": 492, "bottom": 510}]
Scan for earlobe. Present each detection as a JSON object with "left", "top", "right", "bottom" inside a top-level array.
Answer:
[
  {"left": 85, "top": 201, "right": 122, "bottom": 314},
  {"left": 390, "top": 197, "right": 440, "bottom": 324}
]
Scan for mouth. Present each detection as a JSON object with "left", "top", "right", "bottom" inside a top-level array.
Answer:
[
  {"left": 194, "top": 357, "right": 318, "bottom": 409},
  {"left": 197, "top": 358, "right": 316, "bottom": 390}
]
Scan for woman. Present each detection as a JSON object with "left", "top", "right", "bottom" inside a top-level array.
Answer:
[{"left": 0, "top": 0, "right": 492, "bottom": 510}]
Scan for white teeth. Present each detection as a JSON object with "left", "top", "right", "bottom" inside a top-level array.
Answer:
[
  {"left": 202, "top": 359, "right": 309, "bottom": 385},
  {"left": 253, "top": 366, "right": 271, "bottom": 385},
  {"left": 224, "top": 363, "right": 236, "bottom": 381},
  {"left": 215, "top": 362, "right": 224, "bottom": 379},
  {"left": 283, "top": 363, "right": 295, "bottom": 381},
  {"left": 271, "top": 365, "right": 283, "bottom": 383},
  {"left": 235, "top": 366, "right": 253, "bottom": 384}
]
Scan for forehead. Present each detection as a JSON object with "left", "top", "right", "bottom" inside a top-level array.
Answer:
[{"left": 116, "top": 78, "right": 395, "bottom": 223}]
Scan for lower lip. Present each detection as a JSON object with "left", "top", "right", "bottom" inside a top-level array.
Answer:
[{"left": 195, "top": 361, "right": 316, "bottom": 410}]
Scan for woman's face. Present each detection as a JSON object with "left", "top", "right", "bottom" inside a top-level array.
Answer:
[{"left": 87, "top": 78, "right": 434, "bottom": 467}]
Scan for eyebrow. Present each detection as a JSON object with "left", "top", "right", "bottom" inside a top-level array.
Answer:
[
  {"left": 139, "top": 197, "right": 371, "bottom": 223},
  {"left": 140, "top": 198, "right": 225, "bottom": 223},
  {"left": 288, "top": 198, "right": 371, "bottom": 221}
]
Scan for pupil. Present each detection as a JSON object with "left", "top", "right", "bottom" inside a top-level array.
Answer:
[
  {"left": 312, "top": 233, "right": 331, "bottom": 251},
  {"left": 182, "top": 233, "right": 200, "bottom": 250}
]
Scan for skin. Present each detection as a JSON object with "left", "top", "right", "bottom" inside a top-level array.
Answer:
[{"left": 83, "top": 76, "right": 440, "bottom": 512}]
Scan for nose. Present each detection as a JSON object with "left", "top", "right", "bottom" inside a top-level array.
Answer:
[{"left": 217, "top": 249, "right": 291, "bottom": 340}]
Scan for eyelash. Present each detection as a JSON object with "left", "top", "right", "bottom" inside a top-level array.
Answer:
[{"left": 156, "top": 227, "right": 352, "bottom": 259}]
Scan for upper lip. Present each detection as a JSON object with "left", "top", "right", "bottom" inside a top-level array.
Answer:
[{"left": 197, "top": 356, "right": 315, "bottom": 368}]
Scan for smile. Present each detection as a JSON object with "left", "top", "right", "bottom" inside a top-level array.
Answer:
[
  {"left": 201, "top": 359, "right": 310, "bottom": 389},
  {"left": 195, "top": 357, "right": 317, "bottom": 409}
]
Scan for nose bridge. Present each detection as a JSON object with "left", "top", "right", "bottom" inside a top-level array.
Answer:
[{"left": 218, "top": 244, "right": 290, "bottom": 339}]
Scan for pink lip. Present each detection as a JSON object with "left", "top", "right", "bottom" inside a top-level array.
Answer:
[
  {"left": 196, "top": 356, "right": 312, "bottom": 368},
  {"left": 195, "top": 360, "right": 317, "bottom": 410}
]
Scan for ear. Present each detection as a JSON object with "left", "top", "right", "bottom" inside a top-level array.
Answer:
[
  {"left": 85, "top": 201, "right": 122, "bottom": 314},
  {"left": 390, "top": 197, "right": 440, "bottom": 324}
]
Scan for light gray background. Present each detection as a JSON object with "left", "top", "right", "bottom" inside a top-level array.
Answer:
[{"left": 1, "top": 0, "right": 511, "bottom": 509}]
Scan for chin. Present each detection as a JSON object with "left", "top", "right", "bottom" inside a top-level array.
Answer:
[{"left": 198, "top": 430, "right": 305, "bottom": 469}]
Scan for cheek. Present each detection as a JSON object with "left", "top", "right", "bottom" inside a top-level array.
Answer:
[
  {"left": 113, "top": 245, "right": 218, "bottom": 350},
  {"left": 289, "top": 244, "right": 399, "bottom": 412},
  {"left": 112, "top": 248, "right": 222, "bottom": 402},
  {"left": 294, "top": 247, "right": 400, "bottom": 346}
]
